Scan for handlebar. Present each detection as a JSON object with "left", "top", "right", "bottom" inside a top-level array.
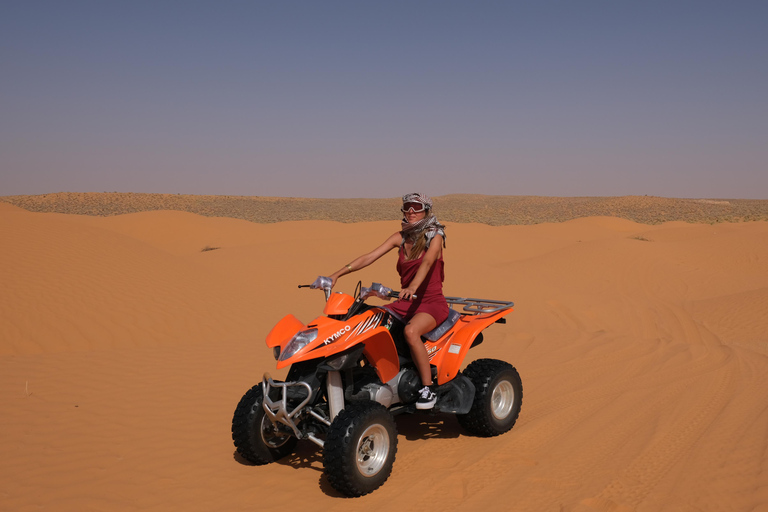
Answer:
[
  {"left": 382, "top": 290, "right": 418, "bottom": 299},
  {"left": 300, "top": 281, "right": 513, "bottom": 314},
  {"left": 298, "top": 282, "right": 415, "bottom": 301}
]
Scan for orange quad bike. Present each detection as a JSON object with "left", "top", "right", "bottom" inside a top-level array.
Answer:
[{"left": 232, "top": 279, "right": 523, "bottom": 497}]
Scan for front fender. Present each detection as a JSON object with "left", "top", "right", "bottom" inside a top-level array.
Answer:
[
  {"left": 266, "top": 314, "right": 305, "bottom": 348},
  {"left": 360, "top": 329, "right": 400, "bottom": 384},
  {"left": 316, "top": 326, "right": 400, "bottom": 383}
]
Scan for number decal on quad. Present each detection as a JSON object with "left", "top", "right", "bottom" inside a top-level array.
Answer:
[{"left": 426, "top": 332, "right": 453, "bottom": 361}]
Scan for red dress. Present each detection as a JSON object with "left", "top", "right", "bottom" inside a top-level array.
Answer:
[{"left": 384, "top": 244, "right": 450, "bottom": 326}]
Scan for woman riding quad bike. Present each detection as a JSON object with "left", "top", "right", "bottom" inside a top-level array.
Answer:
[{"left": 231, "top": 280, "right": 523, "bottom": 497}]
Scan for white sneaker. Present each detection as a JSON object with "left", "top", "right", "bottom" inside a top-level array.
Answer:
[{"left": 416, "top": 386, "right": 436, "bottom": 409}]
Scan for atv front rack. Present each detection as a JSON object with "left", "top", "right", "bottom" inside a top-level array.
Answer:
[{"left": 444, "top": 297, "right": 514, "bottom": 314}]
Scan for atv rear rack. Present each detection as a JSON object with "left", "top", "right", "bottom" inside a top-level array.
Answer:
[{"left": 444, "top": 297, "right": 514, "bottom": 314}]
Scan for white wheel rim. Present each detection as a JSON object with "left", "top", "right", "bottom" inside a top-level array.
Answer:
[
  {"left": 356, "top": 424, "right": 390, "bottom": 477},
  {"left": 491, "top": 380, "right": 515, "bottom": 420}
]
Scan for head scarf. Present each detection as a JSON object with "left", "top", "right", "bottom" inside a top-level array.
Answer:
[
  {"left": 400, "top": 193, "right": 446, "bottom": 248},
  {"left": 402, "top": 192, "right": 433, "bottom": 211}
]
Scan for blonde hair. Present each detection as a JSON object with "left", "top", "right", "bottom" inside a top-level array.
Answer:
[{"left": 405, "top": 212, "right": 433, "bottom": 261}]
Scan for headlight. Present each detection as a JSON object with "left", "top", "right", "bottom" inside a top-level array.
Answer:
[{"left": 279, "top": 328, "right": 318, "bottom": 361}]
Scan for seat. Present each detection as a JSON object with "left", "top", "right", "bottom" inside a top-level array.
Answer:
[{"left": 423, "top": 308, "right": 462, "bottom": 341}]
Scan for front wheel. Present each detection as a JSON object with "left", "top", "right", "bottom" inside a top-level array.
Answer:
[
  {"left": 457, "top": 359, "right": 523, "bottom": 437},
  {"left": 232, "top": 384, "right": 297, "bottom": 464},
  {"left": 323, "top": 400, "right": 398, "bottom": 497}
]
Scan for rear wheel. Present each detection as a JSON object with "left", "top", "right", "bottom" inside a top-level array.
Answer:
[
  {"left": 457, "top": 359, "right": 523, "bottom": 437},
  {"left": 323, "top": 400, "right": 398, "bottom": 497},
  {"left": 232, "top": 384, "right": 297, "bottom": 464}
]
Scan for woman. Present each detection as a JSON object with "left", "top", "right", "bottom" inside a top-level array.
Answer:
[{"left": 326, "top": 193, "right": 448, "bottom": 409}]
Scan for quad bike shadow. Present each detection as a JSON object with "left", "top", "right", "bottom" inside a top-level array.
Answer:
[
  {"left": 234, "top": 413, "right": 461, "bottom": 465},
  {"left": 232, "top": 281, "right": 523, "bottom": 497},
  {"left": 394, "top": 412, "right": 463, "bottom": 441}
]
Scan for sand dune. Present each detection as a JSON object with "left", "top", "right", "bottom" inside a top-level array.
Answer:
[{"left": 1, "top": 204, "right": 767, "bottom": 511}]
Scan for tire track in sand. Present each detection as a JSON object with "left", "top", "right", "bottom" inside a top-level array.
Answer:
[{"left": 577, "top": 344, "right": 739, "bottom": 511}]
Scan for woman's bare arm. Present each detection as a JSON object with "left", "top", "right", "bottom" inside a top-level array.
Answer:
[{"left": 328, "top": 232, "right": 402, "bottom": 288}]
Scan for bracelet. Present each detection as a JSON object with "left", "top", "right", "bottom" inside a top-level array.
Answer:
[{"left": 346, "top": 264, "right": 353, "bottom": 272}]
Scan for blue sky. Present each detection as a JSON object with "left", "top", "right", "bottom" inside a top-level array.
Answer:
[{"left": 2, "top": 1, "right": 766, "bottom": 198}]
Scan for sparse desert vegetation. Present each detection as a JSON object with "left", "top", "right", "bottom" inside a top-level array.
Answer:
[{"left": 2, "top": 192, "right": 767, "bottom": 225}]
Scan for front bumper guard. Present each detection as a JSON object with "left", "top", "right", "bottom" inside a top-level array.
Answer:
[{"left": 261, "top": 373, "right": 312, "bottom": 439}]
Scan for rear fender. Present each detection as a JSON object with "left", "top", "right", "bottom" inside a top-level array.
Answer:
[{"left": 433, "top": 309, "right": 513, "bottom": 383}]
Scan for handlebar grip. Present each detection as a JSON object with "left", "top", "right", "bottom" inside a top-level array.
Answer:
[{"left": 388, "top": 291, "right": 417, "bottom": 300}]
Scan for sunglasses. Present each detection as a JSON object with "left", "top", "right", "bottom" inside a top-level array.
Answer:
[{"left": 401, "top": 202, "right": 427, "bottom": 214}]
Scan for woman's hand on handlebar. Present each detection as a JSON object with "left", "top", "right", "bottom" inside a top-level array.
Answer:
[
  {"left": 399, "top": 286, "right": 417, "bottom": 301},
  {"left": 309, "top": 276, "right": 333, "bottom": 291},
  {"left": 327, "top": 271, "right": 344, "bottom": 290}
]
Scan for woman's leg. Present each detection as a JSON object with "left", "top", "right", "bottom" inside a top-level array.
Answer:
[{"left": 403, "top": 312, "right": 438, "bottom": 386}]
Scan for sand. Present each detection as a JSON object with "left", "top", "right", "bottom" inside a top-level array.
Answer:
[{"left": 1, "top": 200, "right": 767, "bottom": 511}]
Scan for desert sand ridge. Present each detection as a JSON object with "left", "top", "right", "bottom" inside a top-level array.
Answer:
[
  {"left": 3, "top": 192, "right": 768, "bottom": 224},
  {"left": 1, "top": 202, "right": 767, "bottom": 511}
]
